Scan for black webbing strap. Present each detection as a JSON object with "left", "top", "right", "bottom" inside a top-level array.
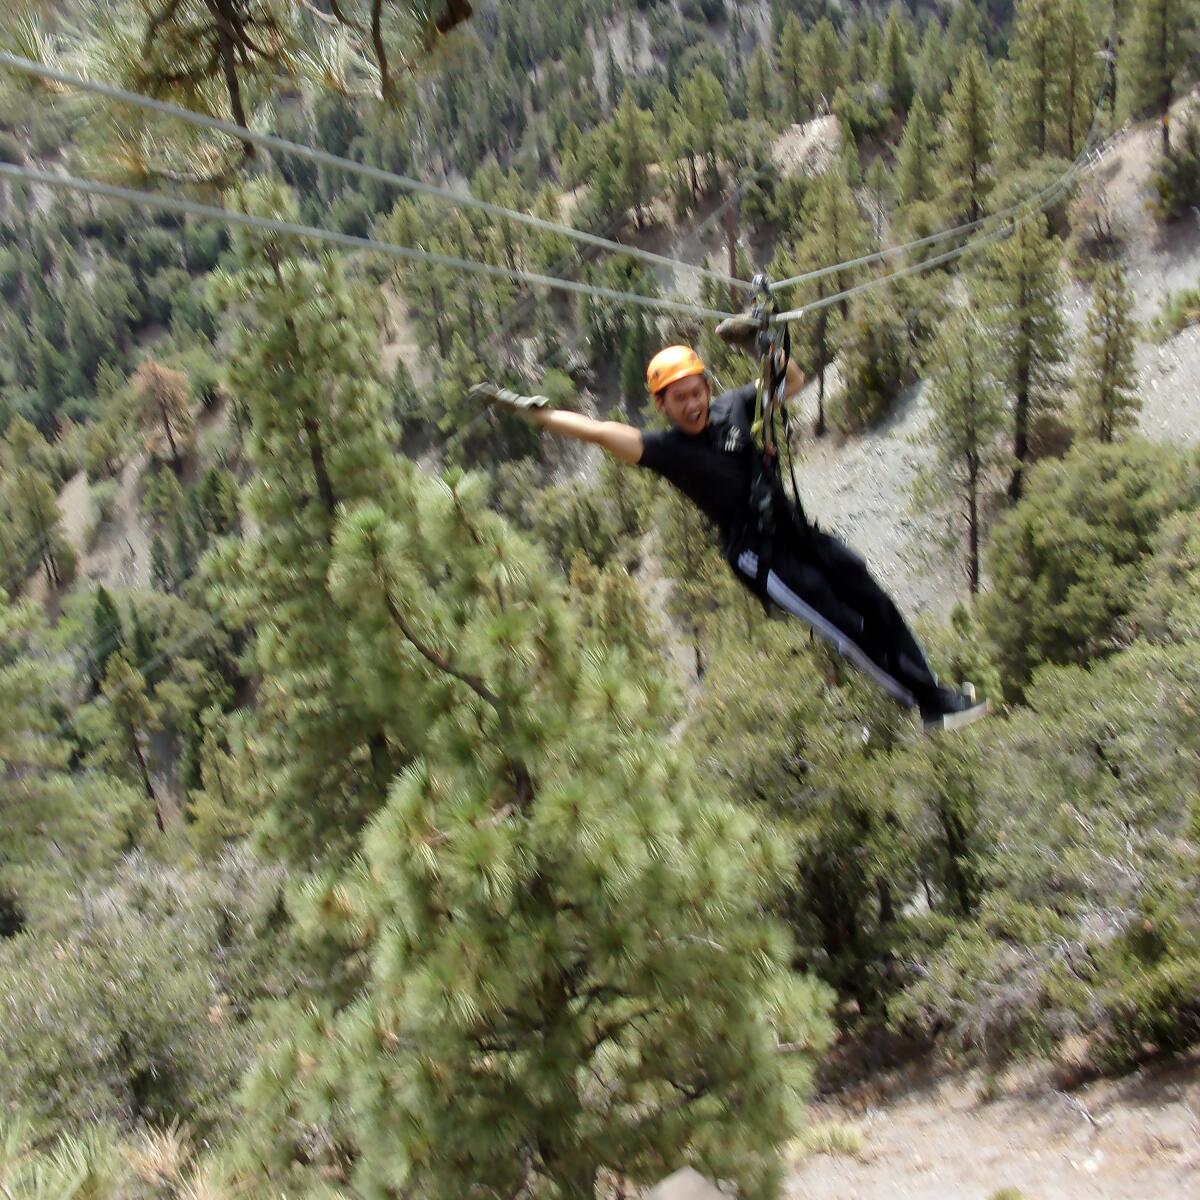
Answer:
[{"left": 746, "top": 273, "right": 795, "bottom": 606}]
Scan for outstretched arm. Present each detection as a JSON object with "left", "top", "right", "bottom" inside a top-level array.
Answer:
[
  {"left": 527, "top": 408, "right": 644, "bottom": 464},
  {"left": 469, "top": 383, "right": 644, "bottom": 464}
]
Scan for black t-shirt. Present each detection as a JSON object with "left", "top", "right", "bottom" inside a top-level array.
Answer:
[{"left": 637, "top": 382, "right": 758, "bottom": 544}]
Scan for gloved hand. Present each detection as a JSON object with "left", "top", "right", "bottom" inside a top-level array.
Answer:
[
  {"left": 714, "top": 313, "right": 762, "bottom": 356},
  {"left": 469, "top": 382, "right": 552, "bottom": 416}
]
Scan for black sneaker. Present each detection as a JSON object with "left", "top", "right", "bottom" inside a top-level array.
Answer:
[{"left": 921, "top": 682, "right": 990, "bottom": 734}]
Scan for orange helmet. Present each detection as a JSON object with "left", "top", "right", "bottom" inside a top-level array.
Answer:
[{"left": 646, "top": 345, "right": 706, "bottom": 396}]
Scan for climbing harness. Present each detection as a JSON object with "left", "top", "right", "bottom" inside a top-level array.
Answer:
[{"left": 741, "top": 273, "right": 809, "bottom": 608}]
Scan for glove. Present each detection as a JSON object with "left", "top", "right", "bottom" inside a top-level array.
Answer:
[
  {"left": 714, "top": 313, "right": 762, "bottom": 356},
  {"left": 469, "top": 382, "right": 552, "bottom": 415}
]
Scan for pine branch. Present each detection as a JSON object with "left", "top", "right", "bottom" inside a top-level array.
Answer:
[
  {"left": 329, "top": 0, "right": 367, "bottom": 32},
  {"left": 376, "top": 560, "right": 498, "bottom": 708},
  {"left": 371, "top": 0, "right": 391, "bottom": 99}
]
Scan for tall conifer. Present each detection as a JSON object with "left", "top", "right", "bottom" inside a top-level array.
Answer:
[
  {"left": 219, "top": 209, "right": 833, "bottom": 1200},
  {"left": 895, "top": 95, "right": 939, "bottom": 207},
  {"left": 1009, "top": 0, "right": 1069, "bottom": 158},
  {"left": 916, "top": 307, "right": 1009, "bottom": 592},
  {"left": 979, "top": 214, "right": 1067, "bottom": 500},
  {"left": 777, "top": 14, "right": 807, "bottom": 121},
  {"left": 939, "top": 47, "right": 996, "bottom": 225},
  {"left": 1125, "top": 0, "right": 1197, "bottom": 154},
  {"left": 209, "top": 182, "right": 409, "bottom": 863},
  {"left": 1077, "top": 263, "right": 1140, "bottom": 443}
]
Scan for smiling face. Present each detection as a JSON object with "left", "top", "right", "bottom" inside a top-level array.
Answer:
[{"left": 655, "top": 373, "right": 711, "bottom": 435}]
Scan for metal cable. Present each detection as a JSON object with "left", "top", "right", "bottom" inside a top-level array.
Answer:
[
  {"left": 0, "top": 160, "right": 739, "bottom": 322},
  {"left": 0, "top": 51, "right": 755, "bottom": 293},
  {"left": 770, "top": 33, "right": 1117, "bottom": 295}
]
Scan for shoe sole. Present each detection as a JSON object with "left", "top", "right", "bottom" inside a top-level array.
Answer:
[{"left": 924, "top": 698, "right": 991, "bottom": 734}]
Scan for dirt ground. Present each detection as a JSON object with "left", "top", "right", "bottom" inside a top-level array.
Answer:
[{"left": 789, "top": 1062, "right": 1200, "bottom": 1200}]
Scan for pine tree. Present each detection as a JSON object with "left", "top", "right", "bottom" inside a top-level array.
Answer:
[
  {"left": 915, "top": 307, "right": 1009, "bottom": 593},
  {"left": 786, "top": 158, "right": 870, "bottom": 436},
  {"left": 1077, "top": 262, "right": 1140, "bottom": 443},
  {"left": 1125, "top": 0, "right": 1197, "bottom": 155},
  {"left": 980, "top": 441, "right": 1200, "bottom": 695},
  {"left": 1008, "top": 0, "right": 1069, "bottom": 158},
  {"left": 0, "top": 418, "right": 72, "bottom": 593},
  {"left": 939, "top": 47, "right": 996, "bottom": 226},
  {"left": 746, "top": 43, "right": 777, "bottom": 125},
  {"left": 613, "top": 88, "right": 655, "bottom": 227},
  {"left": 913, "top": 18, "right": 950, "bottom": 114},
  {"left": 131, "top": 359, "right": 194, "bottom": 472},
  {"left": 90, "top": 585, "right": 125, "bottom": 694},
  {"left": 895, "top": 95, "right": 939, "bottom": 207},
  {"left": 96, "top": 652, "right": 165, "bottom": 833},
  {"left": 778, "top": 14, "right": 807, "bottom": 121},
  {"left": 876, "top": 6, "right": 916, "bottom": 118},
  {"left": 834, "top": 287, "right": 911, "bottom": 431},
  {"left": 680, "top": 66, "right": 729, "bottom": 186},
  {"left": 979, "top": 215, "right": 1067, "bottom": 500},
  {"left": 216, "top": 213, "right": 835, "bottom": 1200},
  {"left": 804, "top": 18, "right": 844, "bottom": 114},
  {"left": 208, "top": 181, "right": 410, "bottom": 863},
  {"left": 150, "top": 532, "right": 173, "bottom": 592},
  {"left": 1, "top": 592, "right": 137, "bottom": 918},
  {"left": 946, "top": 0, "right": 986, "bottom": 75},
  {"left": 1059, "top": 0, "right": 1098, "bottom": 160}
]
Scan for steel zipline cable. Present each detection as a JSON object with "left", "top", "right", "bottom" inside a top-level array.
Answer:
[
  {"left": 0, "top": 160, "right": 739, "bottom": 322},
  {"left": 0, "top": 51, "right": 755, "bottom": 294},
  {"left": 768, "top": 36, "right": 1118, "bottom": 296}
]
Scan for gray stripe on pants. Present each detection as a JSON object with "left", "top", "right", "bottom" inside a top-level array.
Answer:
[{"left": 736, "top": 549, "right": 917, "bottom": 708}]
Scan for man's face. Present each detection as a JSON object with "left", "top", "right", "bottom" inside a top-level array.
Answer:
[{"left": 656, "top": 374, "right": 711, "bottom": 435}]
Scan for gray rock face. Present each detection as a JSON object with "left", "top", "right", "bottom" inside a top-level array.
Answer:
[{"left": 643, "top": 1167, "right": 730, "bottom": 1200}]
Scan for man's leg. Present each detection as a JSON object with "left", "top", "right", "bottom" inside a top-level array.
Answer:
[
  {"left": 807, "top": 532, "right": 956, "bottom": 712},
  {"left": 732, "top": 545, "right": 924, "bottom": 710}
]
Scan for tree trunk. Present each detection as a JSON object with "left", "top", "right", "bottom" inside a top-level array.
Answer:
[
  {"left": 814, "top": 315, "right": 829, "bottom": 438},
  {"left": 303, "top": 415, "right": 339, "bottom": 518},
  {"left": 129, "top": 723, "right": 165, "bottom": 832},
  {"left": 159, "top": 404, "right": 180, "bottom": 471},
  {"left": 1159, "top": 3, "right": 1172, "bottom": 156},
  {"left": 966, "top": 453, "right": 980, "bottom": 594},
  {"left": 213, "top": 0, "right": 256, "bottom": 155},
  {"left": 1008, "top": 383, "right": 1029, "bottom": 502}
]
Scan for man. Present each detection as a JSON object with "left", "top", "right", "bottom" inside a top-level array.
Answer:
[{"left": 471, "top": 321, "right": 988, "bottom": 731}]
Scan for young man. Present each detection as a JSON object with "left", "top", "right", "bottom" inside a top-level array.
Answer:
[{"left": 471, "top": 324, "right": 988, "bottom": 731}]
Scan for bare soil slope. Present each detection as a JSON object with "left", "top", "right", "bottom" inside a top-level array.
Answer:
[{"left": 789, "top": 1063, "right": 1199, "bottom": 1200}]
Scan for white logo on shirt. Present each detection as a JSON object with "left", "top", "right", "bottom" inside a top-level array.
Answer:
[{"left": 724, "top": 428, "right": 742, "bottom": 452}]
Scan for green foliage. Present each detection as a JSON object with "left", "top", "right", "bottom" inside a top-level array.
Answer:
[
  {"left": 89, "top": 586, "right": 124, "bottom": 693},
  {"left": 938, "top": 47, "right": 996, "bottom": 226},
  {"left": 1149, "top": 117, "right": 1200, "bottom": 219},
  {"left": 0, "top": 851, "right": 294, "bottom": 1137},
  {"left": 220, "top": 478, "right": 832, "bottom": 1199},
  {"left": 913, "top": 306, "right": 1009, "bottom": 592},
  {"left": 833, "top": 287, "right": 911, "bottom": 432},
  {"left": 1007, "top": 0, "right": 1096, "bottom": 159},
  {"left": 782, "top": 157, "right": 870, "bottom": 436},
  {"left": 876, "top": 6, "right": 915, "bottom": 119},
  {"left": 895, "top": 95, "right": 938, "bottom": 208},
  {"left": 0, "top": 416, "right": 75, "bottom": 594},
  {"left": 688, "top": 621, "right": 922, "bottom": 1010},
  {"left": 1076, "top": 262, "right": 1140, "bottom": 443},
  {"left": 980, "top": 439, "right": 1200, "bottom": 696},
  {"left": 0, "top": 592, "right": 140, "bottom": 920},
  {"left": 1124, "top": 0, "right": 1198, "bottom": 154},
  {"left": 210, "top": 182, "right": 413, "bottom": 864},
  {"left": 893, "top": 640, "right": 1200, "bottom": 1069},
  {"left": 977, "top": 214, "right": 1067, "bottom": 500}
]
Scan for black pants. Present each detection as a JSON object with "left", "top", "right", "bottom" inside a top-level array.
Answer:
[{"left": 730, "top": 529, "right": 953, "bottom": 715}]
